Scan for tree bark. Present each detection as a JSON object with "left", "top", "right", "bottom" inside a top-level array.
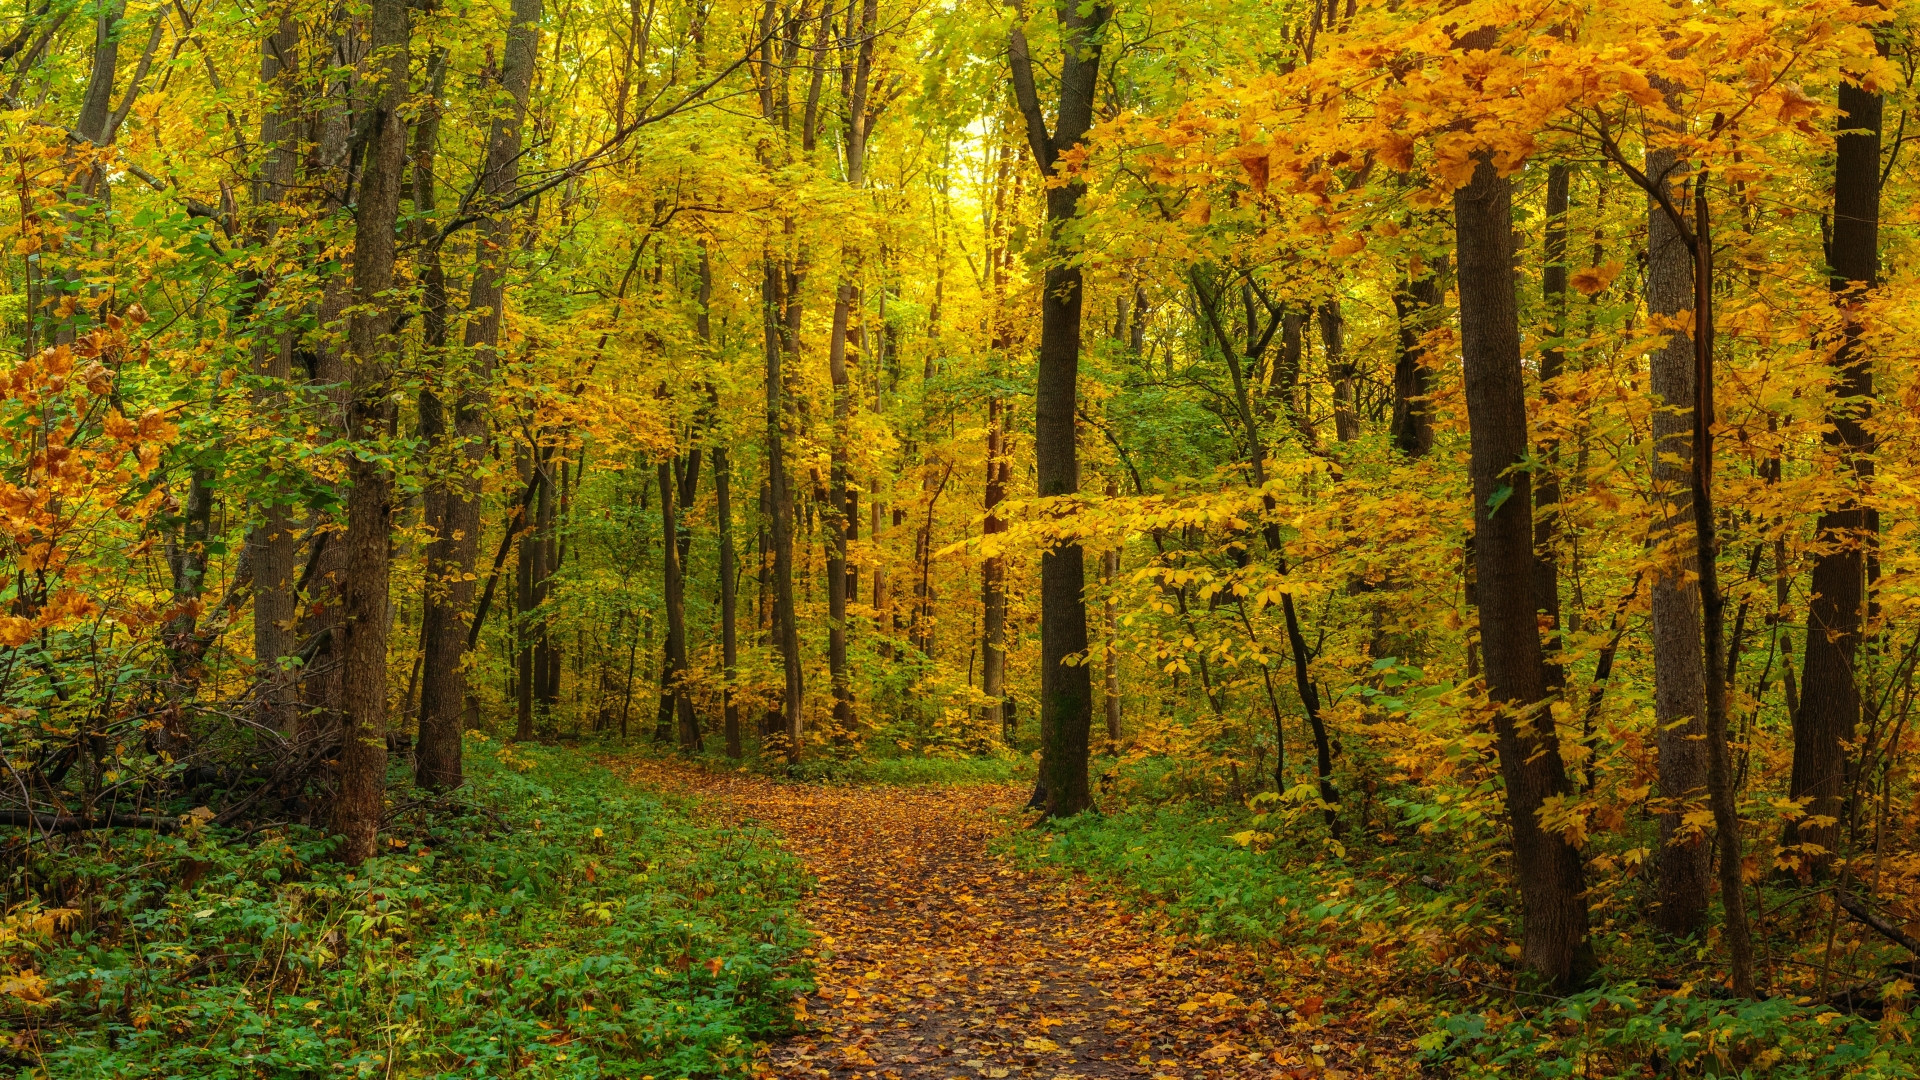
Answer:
[
  {"left": 1790, "top": 34, "right": 1882, "bottom": 878},
  {"left": 981, "top": 396, "right": 1010, "bottom": 736},
  {"left": 249, "top": 15, "right": 301, "bottom": 736},
  {"left": 765, "top": 255, "right": 804, "bottom": 759},
  {"left": 1454, "top": 153, "right": 1591, "bottom": 989},
  {"left": 1322, "top": 300, "right": 1357, "bottom": 442},
  {"left": 1535, "top": 163, "right": 1568, "bottom": 692},
  {"left": 1102, "top": 541, "right": 1120, "bottom": 749},
  {"left": 514, "top": 445, "right": 542, "bottom": 742},
  {"left": 1644, "top": 146, "right": 1712, "bottom": 939},
  {"left": 657, "top": 460, "right": 698, "bottom": 749},
  {"left": 823, "top": 0, "right": 877, "bottom": 739},
  {"left": 1009, "top": 0, "right": 1109, "bottom": 818},
  {"left": 334, "top": 0, "right": 410, "bottom": 867},
  {"left": 1389, "top": 259, "right": 1440, "bottom": 458},
  {"left": 416, "top": 0, "right": 542, "bottom": 787}
]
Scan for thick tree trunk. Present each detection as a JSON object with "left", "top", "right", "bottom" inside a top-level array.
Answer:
[
  {"left": 334, "top": 0, "right": 410, "bottom": 867},
  {"left": 249, "top": 16, "right": 301, "bottom": 735},
  {"left": 1454, "top": 154, "right": 1591, "bottom": 989},
  {"left": 416, "top": 0, "right": 541, "bottom": 784},
  {"left": 824, "top": 0, "right": 876, "bottom": 739},
  {"left": 1644, "top": 146, "right": 1712, "bottom": 938},
  {"left": 1790, "top": 45, "right": 1882, "bottom": 878},
  {"left": 295, "top": 41, "right": 356, "bottom": 750},
  {"left": 1010, "top": 0, "right": 1109, "bottom": 817}
]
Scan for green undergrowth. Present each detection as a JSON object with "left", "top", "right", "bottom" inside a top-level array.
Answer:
[
  {"left": 8, "top": 742, "right": 812, "bottom": 1079},
  {"left": 1000, "top": 777, "right": 1919, "bottom": 1079},
  {"left": 648, "top": 740, "right": 1031, "bottom": 787},
  {"left": 777, "top": 749, "right": 1029, "bottom": 787}
]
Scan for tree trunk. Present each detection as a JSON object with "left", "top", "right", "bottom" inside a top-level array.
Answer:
[
  {"left": 981, "top": 396, "right": 1009, "bottom": 735},
  {"left": 294, "top": 34, "right": 356, "bottom": 751},
  {"left": 823, "top": 0, "right": 877, "bottom": 740},
  {"left": 1102, "top": 539, "right": 1120, "bottom": 749},
  {"left": 1535, "top": 164, "right": 1568, "bottom": 692},
  {"left": 1009, "top": 0, "right": 1109, "bottom": 817},
  {"left": 657, "top": 460, "right": 698, "bottom": 749},
  {"left": 717, "top": 444, "right": 740, "bottom": 757},
  {"left": 1790, "top": 37, "right": 1882, "bottom": 879},
  {"left": 1389, "top": 253, "right": 1441, "bottom": 458},
  {"left": 765, "top": 255, "right": 804, "bottom": 759},
  {"left": 1644, "top": 146, "right": 1712, "bottom": 939},
  {"left": 249, "top": 15, "right": 301, "bottom": 736},
  {"left": 1454, "top": 153, "right": 1591, "bottom": 989},
  {"left": 417, "top": 0, "right": 541, "bottom": 786},
  {"left": 334, "top": 0, "right": 410, "bottom": 867},
  {"left": 1322, "top": 300, "right": 1357, "bottom": 442},
  {"left": 515, "top": 445, "right": 540, "bottom": 742}
]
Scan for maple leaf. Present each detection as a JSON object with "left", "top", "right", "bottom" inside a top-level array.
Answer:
[{"left": 1570, "top": 260, "right": 1624, "bottom": 295}]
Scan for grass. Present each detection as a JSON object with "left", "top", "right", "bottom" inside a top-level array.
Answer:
[
  {"left": 998, "top": 762, "right": 1920, "bottom": 1079},
  {"left": 779, "top": 750, "right": 1030, "bottom": 787},
  {"left": 6, "top": 740, "right": 812, "bottom": 1079}
]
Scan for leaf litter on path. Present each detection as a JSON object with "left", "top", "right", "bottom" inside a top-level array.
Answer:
[{"left": 616, "top": 761, "right": 1397, "bottom": 1079}]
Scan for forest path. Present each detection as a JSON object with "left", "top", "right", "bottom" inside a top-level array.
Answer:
[{"left": 613, "top": 760, "right": 1368, "bottom": 1080}]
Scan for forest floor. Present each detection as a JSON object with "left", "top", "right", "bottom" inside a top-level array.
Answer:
[{"left": 613, "top": 759, "right": 1400, "bottom": 1080}]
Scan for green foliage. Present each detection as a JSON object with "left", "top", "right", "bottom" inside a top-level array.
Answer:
[
  {"left": 999, "top": 796, "right": 1493, "bottom": 961},
  {"left": 12, "top": 745, "right": 811, "bottom": 1079},
  {"left": 1421, "top": 985, "right": 1918, "bottom": 1079},
  {"left": 1002, "top": 791, "right": 1920, "bottom": 1078},
  {"left": 780, "top": 750, "right": 1030, "bottom": 787}
]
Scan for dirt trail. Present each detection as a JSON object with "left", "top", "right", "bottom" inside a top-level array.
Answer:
[{"left": 617, "top": 762, "right": 1373, "bottom": 1080}]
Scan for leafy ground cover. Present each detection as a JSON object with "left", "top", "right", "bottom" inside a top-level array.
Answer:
[
  {"left": 5, "top": 742, "right": 811, "bottom": 1079},
  {"left": 1000, "top": 780, "right": 1920, "bottom": 1079},
  {"left": 619, "top": 758, "right": 1400, "bottom": 1080}
]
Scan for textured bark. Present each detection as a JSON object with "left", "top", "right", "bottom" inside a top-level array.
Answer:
[
  {"left": 1454, "top": 154, "right": 1591, "bottom": 989},
  {"left": 981, "top": 397, "right": 1010, "bottom": 735},
  {"left": 294, "top": 33, "right": 356, "bottom": 749},
  {"left": 1010, "top": 0, "right": 1109, "bottom": 817},
  {"left": 249, "top": 16, "right": 301, "bottom": 735},
  {"left": 334, "top": 0, "right": 410, "bottom": 867},
  {"left": 74, "top": 1, "right": 124, "bottom": 144},
  {"left": 416, "top": 0, "right": 541, "bottom": 786},
  {"left": 765, "top": 256, "right": 804, "bottom": 758},
  {"left": 1389, "top": 261, "right": 1441, "bottom": 458},
  {"left": 1644, "top": 146, "right": 1712, "bottom": 938},
  {"left": 1790, "top": 45, "right": 1882, "bottom": 877},
  {"left": 824, "top": 0, "right": 877, "bottom": 738}
]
